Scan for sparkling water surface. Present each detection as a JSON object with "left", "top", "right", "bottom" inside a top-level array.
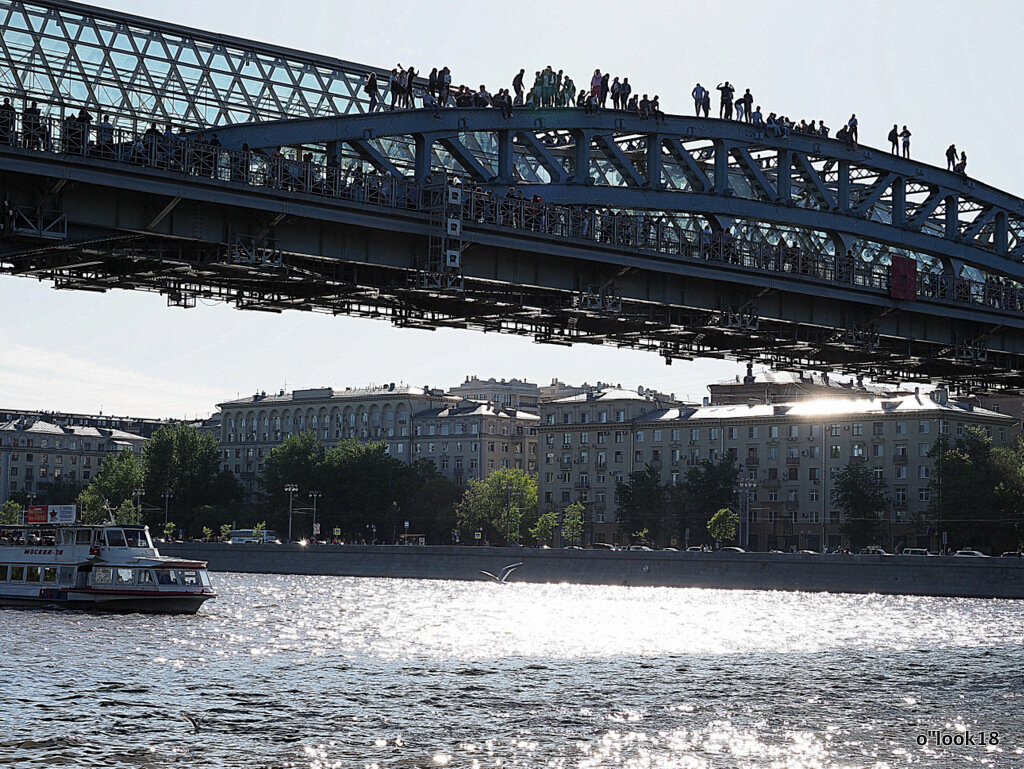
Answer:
[{"left": 2, "top": 573, "right": 1022, "bottom": 768}]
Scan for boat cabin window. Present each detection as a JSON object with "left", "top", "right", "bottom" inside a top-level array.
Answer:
[
  {"left": 138, "top": 570, "right": 154, "bottom": 585},
  {"left": 124, "top": 529, "right": 151, "bottom": 548},
  {"left": 10, "top": 566, "right": 24, "bottom": 581},
  {"left": 154, "top": 569, "right": 177, "bottom": 585},
  {"left": 105, "top": 529, "right": 127, "bottom": 548},
  {"left": 0, "top": 565, "right": 7, "bottom": 580},
  {"left": 43, "top": 567, "right": 57, "bottom": 582},
  {"left": 92, "top": 567, "right": 113, "bottom": 585},
  {"left": 115, "top": 568, "right": 134, "bottom": 585},
  {"left": 61, "top": 530, "right": 75, "bottom": 545},
  {"left": 26, "top": 566, "right": 40, "bottom": 582},
  {"left": 76, "top": 530, "right": 93, "bottom": 545},
  {"left": 180, "top": 570, "right": 202, "bottom": 587}
]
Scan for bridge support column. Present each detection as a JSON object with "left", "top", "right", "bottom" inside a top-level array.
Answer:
[
  {"left": 415, "top": 134, "right": 434, "bottom": 181},
  {"left": 837, "top": 160, "right": 850, "bottom": 211},
  {"left": 646, "top": 134, "right": 662, "bottom": 189},
  {"left": 776, "top": 148, "right": 791, "bottom": 204},
  {"left": 891, "top": 177, "right": 906, "bottom": 226},
  {"left": 572, "top": 130, "right": 594, "bottom": 185},
  {"left": 995, "top": 211, "right": 1008, "bottom": 255},
  {"left": 496, "top": 130, "right": 514, "bottom": 185},
  {"left": 326, "top": 140, "right": 340, "bottom": 165},
  {"left": 945, "top": 194, "right": 959, "bottom": 239},
  {"left": 713, "top": 139, "right": 731, "bottom": 194}
]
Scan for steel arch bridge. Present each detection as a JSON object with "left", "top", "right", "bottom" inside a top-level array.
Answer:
[{"left": 3, "top": 0, "right": 1024, "bottom": 387}]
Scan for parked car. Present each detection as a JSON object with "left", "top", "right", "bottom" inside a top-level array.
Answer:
[
  {"left": 661, "top": 547, "right": 679, "bottom": 552},
  {"left": 1000, "top": 551, "right": 1023, "bottom": 558},
  {"left": 591, "top": 542, "right": 617, "bottom": 551},
  {"left": 901, "top": 548, "right": 930, "bottom": 556},
  {"left": 685, "top": 546, "right": 705, "bottom": 552},
  {"left": 859, "top": 546, "right": 889, "bottom": 555},
  {"left": 626, "top": 545, "right": 652, "bottom": 551},
  {"left": 722, "top": 546, "right": 746, "bottom": 553},
  {"left": 953, "top": 549, "right": 987, "bottom": 557}
]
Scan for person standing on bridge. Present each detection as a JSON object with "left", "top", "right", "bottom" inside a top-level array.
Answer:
[
  {"left": 692, "top": 83, "right": 706, "bottom": 115},
  {"left": 590, "top": 69, "right": 603, "bottom": 103},
  {"left": 847, "top": 114, "right": 858, "bottom": 146},
  {"left": 428, "top": 67, "right": 438, "bottom": 99},
  {"left": 401, "top": 67, "right": 413, "bottom": 109},
  {"left": 512, "top": 68, "right": 525, "bottom": 105},
  {"left": 741, "top": 89, "right": 753, "bottom": 123},
  {"left": 955, "top": 150, "right": 968, "bottom": 180},
  {"left": 0, "top": 97, "right": 15, "bottom": 146},
  {"left": 900, "top": 126, "right": 911, "bottom": 158},
  {"left": 888, "top": 124, "right": 899, "bottom": 154},
  {"left": 600, "top": 72, "right": 610, "bottom": 109},
  {"left": 439, "top": 67, "right": 452, "bottom": 107},
  {"left": 946, "top": 143, "right": 958, "bottom": 170},
  {"left": 716, "top": 81, "right": 735, "bottom": 119},
  {"left": 364, "top": 72, "right": 379, "bottom": 112},
  {"left": 23, "top": 100, "right": 41, "bottom": 150},
  {"left": 610, "top": 76, "right": 622, "bottom": 109},
  {"left": 620, "top": 78, "right": 632, "bottom": 112}
]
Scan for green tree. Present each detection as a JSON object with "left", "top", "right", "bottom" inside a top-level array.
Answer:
[
  {"left": 76, "top": 449, "right": 145, "bottom": 524},
  {"left": 201, "top": 526, "right": 214, "bottom": 541},
  {"left": 671, "top": 454, "right": 740, "bottom": 547},
  {"left": 455, "top": 467, "right": 538, "bottom": 545},
  {"left": 143, "top": 424, "right": 240, "bottom": 536},
  {"left": 529, "top": 511, "right": 558, "bottom": 544},
  {"left": 561, "top": 500, "right": 585, "bottom": 546},
  {"left": 0, "top": 500, "right": 20, "bottom": 524},
  {"left": 929, "top": 428, "right": 1020, "bottom": 552},
  {"left": 835, "top": 460, "right": 887, "bottom": 549},
  {"left": 707, "top": 507, "right": 738, "bottom": 545},
  {"left": 163, "top": 521, "right": 176, "bottom": 540},
  {"left": 615, "top": 465, "right": 668, "bottom": 544},
  {"left": 219, "top": 523, "right": 232, "bottom": 541}
]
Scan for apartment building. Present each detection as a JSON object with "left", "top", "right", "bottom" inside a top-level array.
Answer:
[
  {"left": 411, "top": 400, "right": 539, "bottom": 484},
  {"left": 537, "top": 386, "right": 682, "bottom": 543},
  {"left": 447, "top": 376, "right": 541, "bottom": 413},
  {"left": 217, "top": 384, "right": 460, "bottom": 498},
  {"left": 0, "top": 417, "right": 147, "bottom": 503},
  {"left": 218, "top": 384, "right": 539, "bottom": 499},
  {"left": 538, "top": 385, "right": 1014, "bottom": 550}
]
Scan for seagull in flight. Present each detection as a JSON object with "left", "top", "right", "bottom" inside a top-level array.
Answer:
[
  {"left": 181, "top": 711, "right": 204, "bottom": 732},
  {"left": 479, "top": 562, "right": 523, "bottom": 584}
]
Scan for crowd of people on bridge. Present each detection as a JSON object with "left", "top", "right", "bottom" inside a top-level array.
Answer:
[{"left": 354, "top": 64, "right": 963, "bottom": 173}]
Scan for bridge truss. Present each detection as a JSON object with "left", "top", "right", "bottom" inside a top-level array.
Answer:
[{"left": 3, "top": 0, "right": 1024, "bottom": 387}]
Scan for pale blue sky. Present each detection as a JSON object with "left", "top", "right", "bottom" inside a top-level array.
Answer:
[{"left": 1, "top": 0, "right": 1020, "bottom": 418}]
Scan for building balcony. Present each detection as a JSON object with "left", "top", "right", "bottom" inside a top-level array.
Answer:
[
  {"left": 785, "top": 457, "right": 800, "bottom": 465},
  {"left": 850, "top": 455, "right": 867, "bottom": 463},
  {"left": 746, "top": 457, "right": 759, "bottom": 466},
  {"left": 893, "top": 455, "right": 908, "bottom": 464}
]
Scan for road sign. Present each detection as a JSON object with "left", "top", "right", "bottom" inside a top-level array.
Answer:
[
  {"left": 333, "top": 527, "right": 341, "bottom": 536},
  {"left": 313, "top": 523, "right": 320, "bottom": 535},
  {"left": 404, "top": 520, "right": 409, "bottom": 530},
  {"left": 474, "top": 530, "right": 482, "bottom": 540}
]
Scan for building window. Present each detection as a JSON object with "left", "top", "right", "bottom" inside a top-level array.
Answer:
[
  {"left": 918, "top": 443, "right": 929, "bottom": 457},
  {"left": 918, "top": 466, "right": 930, "bottom": 479},
  {"left": 919, "top": 421, "right": 930, "bottom": 434},
  {"left": 830, "top": 445, "right": 841, "bottom": 458},
  {"left": 852, "top": 423, "right": 863, "bottom": 436},
  {"left": 896, "top": 421, "right": 907, "bottom": 435},
  {"left": 872, "top": 443, "right": 884, "bottom": 458},
  {"left": 830, "top": 424, "right": 841, "bottom": 437},
  {"left": 727, "top": 427, "right": 738, "bottom": 440},
  {"left": 872, "top": 422, "right": 884, "bottom": 436},
  {"left": 919, "top": 488, "right": 931, "bottom": 502}
]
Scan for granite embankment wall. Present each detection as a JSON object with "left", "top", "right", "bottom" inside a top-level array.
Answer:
[{"left": 159, "top": 543, "right": 1024, "bottom": 599}]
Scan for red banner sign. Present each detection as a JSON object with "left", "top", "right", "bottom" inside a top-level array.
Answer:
[{"left": 26, "top": 505, "right": 48, "bottom": 524}]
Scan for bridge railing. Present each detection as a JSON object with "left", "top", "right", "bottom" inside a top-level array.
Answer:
[{"left": 3, "top": 111, "right": 1022, "bottom": 315}]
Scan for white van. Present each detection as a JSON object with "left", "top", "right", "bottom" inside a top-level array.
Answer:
[{"left": 227, "top": 529, "right": 280, "bottom": 544}]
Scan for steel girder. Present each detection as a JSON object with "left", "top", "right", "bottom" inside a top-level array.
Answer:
[
  {"left": 211, "top": 109, "right": 1024, "bottom": 286},
  {"left": 0, "top": 0, "right": 382, "bottom": 128}
]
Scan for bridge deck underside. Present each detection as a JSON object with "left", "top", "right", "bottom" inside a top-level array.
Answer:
[{"left": 2, "top": 147, "right": 1023, "bottom": 388}]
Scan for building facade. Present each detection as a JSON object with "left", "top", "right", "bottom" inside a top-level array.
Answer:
[
  {"left": 447, "top": 376, "right": 541, "bottom": 413},
  {"left": 537, "top": 387, "right": 682, "bottom": 543},
  {"left": 0, "top": 418, "right": 147, "bottom": 503},
  {"left": 538, "top": 386, "right": 1014, "bottom": 551},
  {"left": 217, "top": 385, "right": 539, "bottom": 499},
  {"left": 410, "top": 400, "right": 539, "bottom": 484}
]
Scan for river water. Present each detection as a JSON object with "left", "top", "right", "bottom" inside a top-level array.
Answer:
[{"left": 1, "top": 573, "right": 1022, "bottom": 768}]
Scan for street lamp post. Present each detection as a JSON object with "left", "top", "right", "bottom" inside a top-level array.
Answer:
[
  {"left": 309, "top": 490, "right": 322, "bottom": 542},
  {"left": 738, "top": 479, "right": 758, "bottom": 550},
  {"left": 162, "top": 490, "right": 172, "bottom": 526},
  {"left": 284, "top": 483, "right": 298, "bottom": 542},
  {"left": 134, "top": 488, "right": 144, "bottom": 515}
]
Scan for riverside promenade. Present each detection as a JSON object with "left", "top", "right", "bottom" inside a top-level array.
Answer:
[{"left": 159, "top": 543, "right": 1024, "bottom": 599}]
